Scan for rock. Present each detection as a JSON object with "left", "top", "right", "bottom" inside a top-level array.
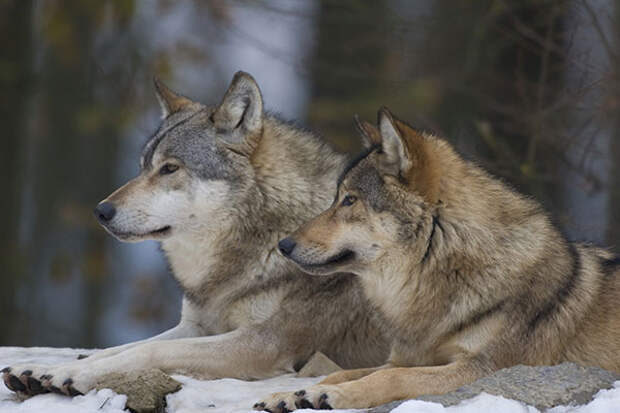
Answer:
[
  {"left": 368, "top": 400, "right": 404, "bottom": 413},
  {"left": 94, "top": 369, "right": 182, "bottom": 413},
  {"left": 369, "top": 363, "right": 620, "bottom": 412},
  {"left": 296, "top": 352, "right": 342, "bottom": 377}
]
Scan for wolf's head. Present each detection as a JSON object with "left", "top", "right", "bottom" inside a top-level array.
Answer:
[
  {"left": 278, "top": 108, "right": 445, "bottom": 276},
  {"left": 94, "top": 71, "right": 266, "bottom": 242}
]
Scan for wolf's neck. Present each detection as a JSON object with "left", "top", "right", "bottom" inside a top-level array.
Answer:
[
  {"left": 161, "top": 227, "right": 230, "bottom": 292},
  {"left": 361, "top": 182, "right": 561, "bottom": 348},
  {"left": 249, "top": 117, "right": 345, "bottom": 233}
]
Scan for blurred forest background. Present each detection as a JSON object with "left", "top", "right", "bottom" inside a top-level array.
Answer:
[{"left": 1, "top": 0, "right": 619, "bottom": 348}]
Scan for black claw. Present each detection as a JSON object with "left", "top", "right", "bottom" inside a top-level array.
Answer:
[
  {"left": 3, "top": 377, "right": 14, "bottom": 391},
  {"left": 77, "top": 354, "right": 89, "bottom": 360},
  {"left": 63, "top": 378, "right": 73, "bottom": 386},
  {"left": 297, "top": 398, "right": 314, "bottom": 409},
  {"left": 21, "top": 370, "right": 33, "bottom": 376},
  {"left": 8, "top": 375, "right": 26, "bottom": 392},
  {"left": 277, "top": 401, "right": 290, "bottom": 413},
  {"left": 40, "top": 374, "right": 52, "bottom": 381},
  {"left": 49, "top": 385, "right": 63, "bottom": 394},
  {"left": 1, "top": 367, "right": 11, "bottom": 374},
  {"left": 294, "top": 390, "right": 306, "bottom": 397},
  {"left": 66, "top": 386, "right": 83, "bottom": 397},
  {"left": 27, "top": 377, "right": 45, "bottom": 395},
  {"left": 318, "top": 393, "right": 332, "bottom": 410}
]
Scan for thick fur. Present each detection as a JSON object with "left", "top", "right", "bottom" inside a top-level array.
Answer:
[
  {"left": 1, "top": 73, "right": 389, "bottom": 397},
  {"left": 256, "top": 108, "right": 620, "bottom": 411}
]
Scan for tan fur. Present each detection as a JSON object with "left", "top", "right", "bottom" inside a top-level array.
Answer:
[{"left": 256, "top": 108, "right": 620, "bottom": 411}]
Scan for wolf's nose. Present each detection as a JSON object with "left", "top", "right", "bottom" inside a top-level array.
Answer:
[
  {"left": 278, "top": 237, "right": 297, "bottom": 256},
  {"left": 94, "top": 202, "right": 116, "bottom": 223}
]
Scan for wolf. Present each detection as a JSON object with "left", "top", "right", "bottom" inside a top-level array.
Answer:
[
  {"left": 1, "top": 72, "right": 389, "bottom": 397},
  {"left": 255, "top": 108, "right": 620, "bottom": 411}
]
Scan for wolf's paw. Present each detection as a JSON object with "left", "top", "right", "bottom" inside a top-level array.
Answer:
[
  {"left": 254, "top": 385, "right": 347, "bottom": 412},
  {"left": 2, "top": 364, "right": 86, "bottom": 397},
  {"left": 253, "top": 391, "right": 299, "bottom": 412},
  {"left": 2, "top": 367, "right": 31, "bottom": 395}
]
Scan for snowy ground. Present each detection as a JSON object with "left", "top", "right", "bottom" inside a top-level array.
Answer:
[{"left": 1, "top": 347, "right": 620, "bottom": 413}]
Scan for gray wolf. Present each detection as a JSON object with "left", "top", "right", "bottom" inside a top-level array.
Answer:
[
  {"left": 255, "top": 108, "right": 620, "bottom": 411},
  {"left": 1, "top": 72, "right": 389, "bottom": 397}
]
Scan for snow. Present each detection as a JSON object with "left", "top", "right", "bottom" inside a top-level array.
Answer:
[
  {"left": 1, "top": 347, "right": 620, "bottom": 413},
  {"left": 391, "top": 386, "right": 620, "bottom": 413},
  {"left": 165, "top": 375, "right": 325, "bottom": 413}
]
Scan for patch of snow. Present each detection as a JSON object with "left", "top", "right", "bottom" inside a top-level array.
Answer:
[
  {"left": 391, "top": 394, "right": 538, "bottom": 413},
  {"left": 0, "top": 389, "right": 127, "bottom": 413},
  {"left": 166, "top": 374, "right": 329, "bottom": 413},
  {"left": 2, "top": 347, "right": 620, "bottom": 413}
]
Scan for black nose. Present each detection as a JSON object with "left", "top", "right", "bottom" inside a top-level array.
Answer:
[
  {"left": 278, "top": 237, "right": 297, "bottom": 256},
  {"left": 94, "top": 201, "right": 116, "bottom": 223}
]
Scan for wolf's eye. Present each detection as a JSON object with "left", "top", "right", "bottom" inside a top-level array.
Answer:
[
  {"left": 341, "top": 195, "right": 357, "bottom": 207},
  {"left": 159, "top": 164, "right": 179, "bottom": 175}
]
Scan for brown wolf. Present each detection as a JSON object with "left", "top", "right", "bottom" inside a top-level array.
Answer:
[
  {"left": 255, "top": 108, "right": 620, "bottom": 411},
  {"left": 1, "top": 73, "right": 389, "bottom": 397}
]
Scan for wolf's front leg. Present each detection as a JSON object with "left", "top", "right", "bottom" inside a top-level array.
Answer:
[
  {"left": 317, "top": 364, "right": 389, "bottom": 384},
  {"left": 255, "top": 358, "right": 492, "bottom": 411},
  {"left": 80, "top": 297, "right": 207, "bottom": 362},
  {"left": 2, "top": 326, "right": 298, "bottom": 397},
  {"left": 79, "top": 319, "right": 203, "bottom": 363}
]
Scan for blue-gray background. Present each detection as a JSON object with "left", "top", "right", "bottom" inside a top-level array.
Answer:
[{"left": 1, "top": 0, "right": 619, "bottom": 348}]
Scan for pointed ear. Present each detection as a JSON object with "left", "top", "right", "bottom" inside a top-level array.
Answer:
[
  {"left": 354, "top": 115, "right": 381, "bottom": 149},
  {"left": 377, "top": 107, "right": 412, "bottom": 174},
  {"left": 212, "top": 71, "right": 263, "bottom": 153},
  {"left": 153, "top": 77, "right": 193, "bottom": 118},
  {"left": 377, "top": 107, "right": 440, "bottom": 204}
]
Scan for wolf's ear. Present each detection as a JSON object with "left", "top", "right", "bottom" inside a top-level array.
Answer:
[
  {"left": 153, "top": 77, "right": 193, "bottom": 118},
  {"left": 212, "top": 71, "right": 263, "bottom": 154},
  {"left": 377, "top": 107, "right": 412, "bottom": 174},
  {"left": 377, "top": 107, "right": 440, "bottom": 203},
  {"left": 354, "top": 115, "right": 381, "bottom": 149}
]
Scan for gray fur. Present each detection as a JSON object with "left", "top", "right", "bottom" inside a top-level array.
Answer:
[{"left": 141, "top": 108, "right": 241, "bottom": 182}]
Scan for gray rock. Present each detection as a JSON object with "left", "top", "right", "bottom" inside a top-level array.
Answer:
[
  {"left": 369, "top": 363, "right": 620, "bottom": 412},
  {"left": 297, "top": 351, "right": 342, "bottom": 377},
  {"left": 94, "top": 369, "right": 182, "bottom": 413},
  {"left": 368, "top": 400, "right": 405, "bottom": 413}
]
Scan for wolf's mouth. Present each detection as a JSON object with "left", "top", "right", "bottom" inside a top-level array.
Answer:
[
  {"left": 149, "top": 225, "right": 171, "bottom": 236},
  {"left": 318, "top": 249, "right": 355, "bottom": 266},
  {"left": 293, "top": 249, "right": 355, "bottom": 274},
  {"left": 107, "top": 225, "right": 172, "bottom": 241}
]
